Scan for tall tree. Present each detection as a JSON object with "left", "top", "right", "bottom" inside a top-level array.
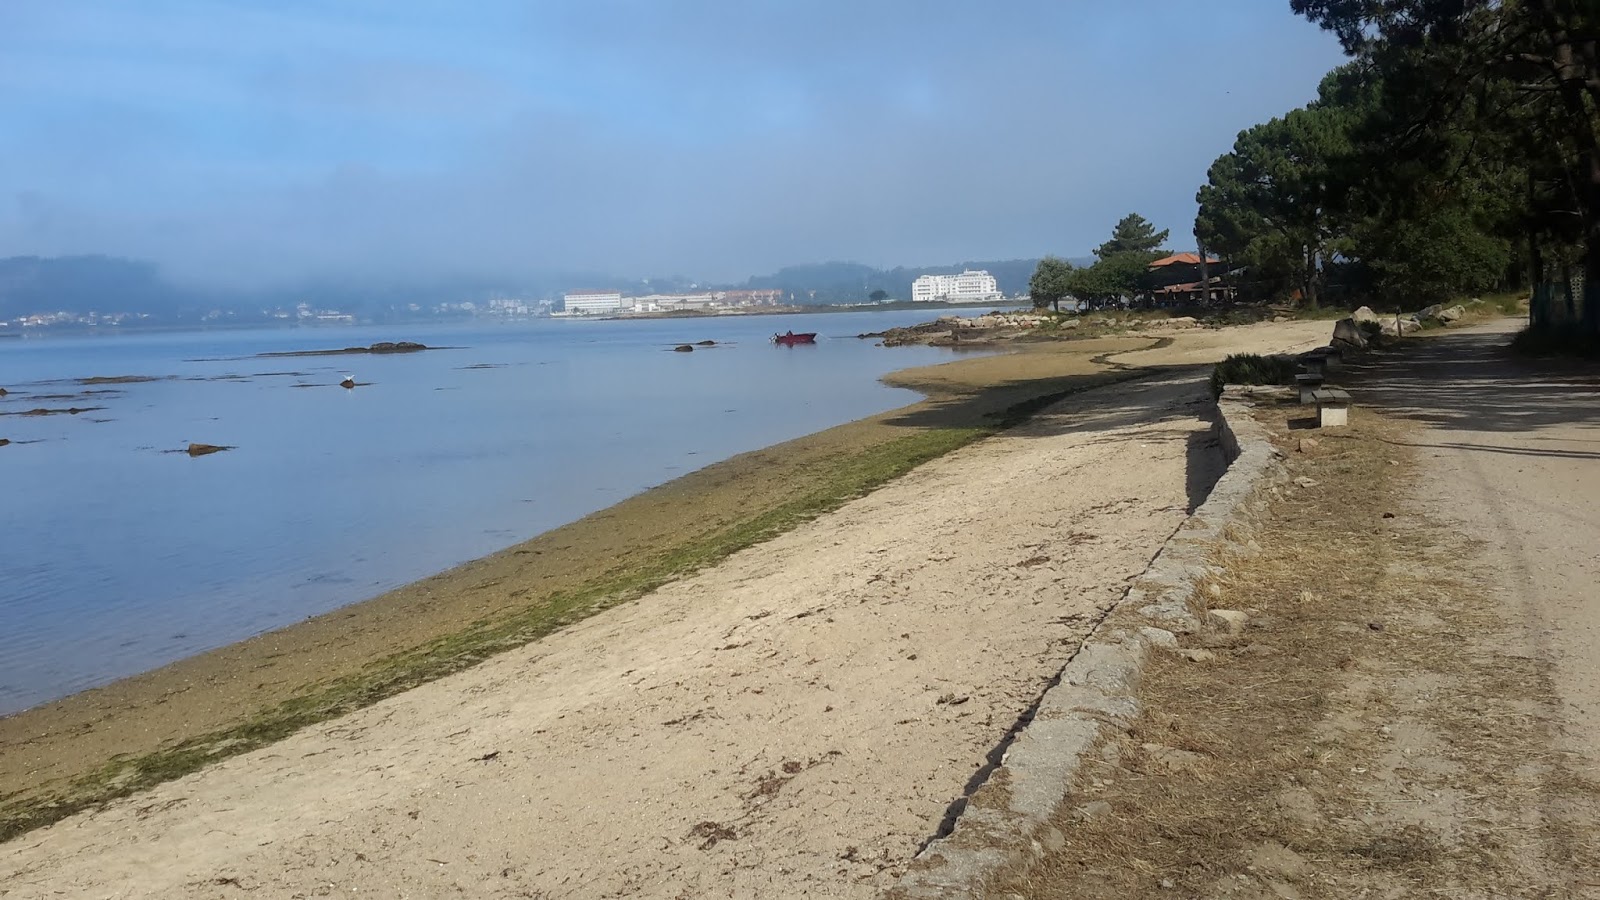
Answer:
[
  {"left": 1196, "top": 98, "right": 1354, "bottom": 306},
  {"left": 1028, "top": 256, "right": 1075, "bottom": 312},
  {"left": 1095, "top": 213, "right": 1170, "bottom": 260},
  {"left": 1292, "top": 0, "right": 1600, "bottom": 334},
  {"left": 1067, "top": 251, "right": 1161, "bottom": 309}
]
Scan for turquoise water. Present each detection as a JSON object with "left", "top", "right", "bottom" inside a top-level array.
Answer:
[{"left": 0, "top": 309, "right": 988, "bottom": 715}]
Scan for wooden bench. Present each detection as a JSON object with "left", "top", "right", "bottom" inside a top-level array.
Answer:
[
  {"left": 1312, "top": 388, "right": 1352, "bottom": 427},
  {"left": 1295, "top": 372, "right": 1325, "bottom": 404}
]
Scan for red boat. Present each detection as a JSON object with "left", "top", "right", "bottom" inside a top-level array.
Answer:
[{"left": 773, "top": 330, "right": 817, "bottom": 346}]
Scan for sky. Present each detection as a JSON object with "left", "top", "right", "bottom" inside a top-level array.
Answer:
[{"left": 0, "top": 1, "right": 1349, "bottom": 288}]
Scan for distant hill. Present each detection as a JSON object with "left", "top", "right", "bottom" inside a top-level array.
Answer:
[
  {"left": 0, "top": 255, "right": 198, "bottom": 321},
  {"left": 742, "top": 259, "right": 1045, "bottom": 304}
]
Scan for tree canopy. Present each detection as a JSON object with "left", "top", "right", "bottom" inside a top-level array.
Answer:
[
  {"left": 1289, "top": 0, "right": 1599, "bottom": 332},
  {"left": 1028, "top": 256, "right": 1074, "bottom": 312},
  {"left": 1095, "top": 213, "right": 1170, "bottom": 260}
]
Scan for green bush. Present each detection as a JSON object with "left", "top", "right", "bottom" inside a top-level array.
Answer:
[{"left": 1210, "top": 353, "right": 1300, "bottom": 397}]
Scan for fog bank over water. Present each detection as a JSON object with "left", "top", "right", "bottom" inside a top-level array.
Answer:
[{"left": 1, "top": 2, "right": 1346, "bottom": 288}]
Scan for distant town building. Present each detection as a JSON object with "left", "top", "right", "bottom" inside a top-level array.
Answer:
[
  {"left": 717, "top": 289, "right": 785, "bottom": 306},
  {"left": 911, "top": 270, "right": 1002, "bottom": 303},
  {"left": 562, "top": 290, "right": 625, "bottom": 315}
]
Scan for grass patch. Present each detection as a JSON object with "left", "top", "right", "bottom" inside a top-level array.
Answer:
[
  {"left": 1209, "top": 353, "right": 1299, "bottom": 397},
  {"left": 0, "top": 373, "right": 1135, "bottom": 844}
]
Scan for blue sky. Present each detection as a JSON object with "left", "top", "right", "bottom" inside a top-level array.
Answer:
[{"left": 0, "top": 2, "right": 1348, "bottom": 286}]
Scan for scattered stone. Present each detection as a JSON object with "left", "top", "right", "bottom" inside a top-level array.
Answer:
[
  {"left": 1293, "top": 476, "right": 1318, "bottom": 488},
  {"left": 1368, "top": 621, "right": 1384, "bottom": 631},
  {"left": 1073, "top": 800, "right": 1114, "bottom": 822},
  {"left": 1246, "top": 841, "right": 1310, "bottom": 879},
  {"left": 1382, "top": 512, "right": 1395, "bottom": 519},
  {"left": 1207, "top": 609, "right": 1250, "bottom": 635},
  {"left": 1141, "top": 743, "right": 1206, "bottom": 774},
  {"left": 1140, "top": 626, "right": 1178, "bottom": 649},
  {"left": 185, "top": 443, "right": 232, "bottom": 457},
  {"left": 673, "top": 344, "right": 695, "bottom": 353},
  {"left": 1160, "top": 878, "right": 1177, "bottom": 890},
  {"left": 1175, "top": 648, "right": 1218, "bottom": 663},
  {"left": 1296, "top": 438, "right": 1319, "bottom": 454}
]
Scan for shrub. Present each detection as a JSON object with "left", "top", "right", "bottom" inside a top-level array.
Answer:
[{"left": 1210, "top": 353, "right": 1299, "bottom": 397}]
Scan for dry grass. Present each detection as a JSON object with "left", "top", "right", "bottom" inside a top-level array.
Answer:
[{"left": 991, "top": 403, "right": 1600, "bottom": 899}]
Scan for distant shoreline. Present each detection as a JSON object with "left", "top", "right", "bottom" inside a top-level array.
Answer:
[{"left": 595, "top": 299, "right": 1027, "bottom": 321}]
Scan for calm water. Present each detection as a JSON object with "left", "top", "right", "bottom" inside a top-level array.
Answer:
[{"left": 0, "top": 309, "right": 992, "bottom": 715}]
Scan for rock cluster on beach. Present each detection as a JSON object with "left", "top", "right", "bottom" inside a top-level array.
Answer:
[{"left": 867, "top": 312, "right": 1054, "bottom": 347}]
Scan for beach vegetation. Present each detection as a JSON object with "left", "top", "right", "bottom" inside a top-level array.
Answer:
[{"left": 1209, "top": 353, "right": 1299, "bottom": 397}]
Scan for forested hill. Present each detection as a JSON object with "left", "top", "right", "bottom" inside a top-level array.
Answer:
[
  {"left": 0, "top": 255, "right": 196, "bottom": 320},
  {"left": 742, "top": 258, "right": 1047, "bottom": 303}
]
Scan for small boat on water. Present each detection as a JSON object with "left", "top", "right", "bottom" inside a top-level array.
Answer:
[{"left": 773, "top": 331, "right": 817, "bottom": 346}]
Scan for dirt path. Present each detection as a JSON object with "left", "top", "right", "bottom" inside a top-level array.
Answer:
[
  {"left": 1348, "top": 319, "right": 1600, "bottom": 766},
  {"left": 1, "top": 368, "right": 1226, "bottom": 899},
  {"left": 997, "top": 319, "right": 1600, "bottom": 899}
]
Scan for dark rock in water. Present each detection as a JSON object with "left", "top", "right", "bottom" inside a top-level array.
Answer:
[
  {"left": 0, "top": 387, "right": 7, "bottom": 395},
  {"left": 186, "top": 442, "right": 232, "bottom": 457},
  {"left": 369, "top": 341, "right": 427, "bottom": 353},
  {"left": 695, "top": 340, "right": 716, "bottom": 346},
  {"left": 340, "top": 376, "right": 357, "bottom": 389},
  {"left": 0, "top": 438, "right": 10, "bottom": 447},
  {"left": 673, "top": 344, "right": 695, "bottom": 352}
]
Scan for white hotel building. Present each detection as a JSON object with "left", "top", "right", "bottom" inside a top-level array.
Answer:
[
  {"left": 561, "top": 290, "right": 625, "bottom": 315},
  {"left": 911, "top": 270, "right": 1003, "bottom": 303}
]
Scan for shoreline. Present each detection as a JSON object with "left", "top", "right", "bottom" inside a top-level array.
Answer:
[{"left": 0, "top": 334, "right": 1156, "bottom": 841}]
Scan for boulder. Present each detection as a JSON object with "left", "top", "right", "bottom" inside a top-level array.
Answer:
[
  {"left": 1331, "top": 318, "right": 1368, "bottom": 350},
  {"left": 1438, "top": 305, "right": 1465, "bottom": 323},
  {"left": 673, "top": 344, "right": 695, "bottom": 352},
  {"left": 1351, "top": 305, "right": 1381, "bottom": 325},
  {"left": 1419, "top": 304, "right": 1444, "bottom": 321},
  {"left": 1379, "top": 316, "right": 1423, "bottom": 337}
]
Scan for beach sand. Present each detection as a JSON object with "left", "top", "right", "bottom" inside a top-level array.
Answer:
[{"left": 0, "top": 320, "right": 1333, "bottom": 896}]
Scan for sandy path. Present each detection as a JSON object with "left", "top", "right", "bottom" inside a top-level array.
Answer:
[
  {"left": 1106, "top": 319, "right": 1333, "bottom": 367},
  {"left": 1, "top": 368, "right": 1225, "bottom": 899},
  {"left": 1347, "top": 319, "right": 1600, "bottom": 765}
]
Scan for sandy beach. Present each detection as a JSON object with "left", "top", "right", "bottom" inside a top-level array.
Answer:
[{"left": 0, "top": 319, "right": 1334, "bottom": 897}]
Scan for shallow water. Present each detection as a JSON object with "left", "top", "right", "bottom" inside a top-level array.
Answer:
[{"left": 0, "top": 309, "right": 986, "bottom": 714}]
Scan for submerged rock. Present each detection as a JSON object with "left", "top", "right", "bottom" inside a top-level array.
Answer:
[
  {"left": 185, "top": 443, "right": 232, "bottom": 457},
  {"left": 695, "top": 340, "right": 716, "bottom": 346},
  {"left": 673, "top": 344, "right": 695, "bottom": 352}
]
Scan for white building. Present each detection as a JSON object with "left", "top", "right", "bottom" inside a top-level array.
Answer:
[
  {"left": 562, "top": 290, "right": 625, "bottom": 315},
  {"left": 910, "top": 270, "right": 1003, "bottom": 303}
]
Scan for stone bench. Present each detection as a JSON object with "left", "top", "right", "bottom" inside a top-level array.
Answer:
[
  {"left": 1295, "top": 372, "right": 1325, "bottom": 404},
  {"left": 1312, "top": 388, "right": 1352, "bottom": 427}
]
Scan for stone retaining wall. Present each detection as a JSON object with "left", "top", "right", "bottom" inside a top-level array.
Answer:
[{"left": 887, "top": 387, "right": 1286, "bottom": 898}]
